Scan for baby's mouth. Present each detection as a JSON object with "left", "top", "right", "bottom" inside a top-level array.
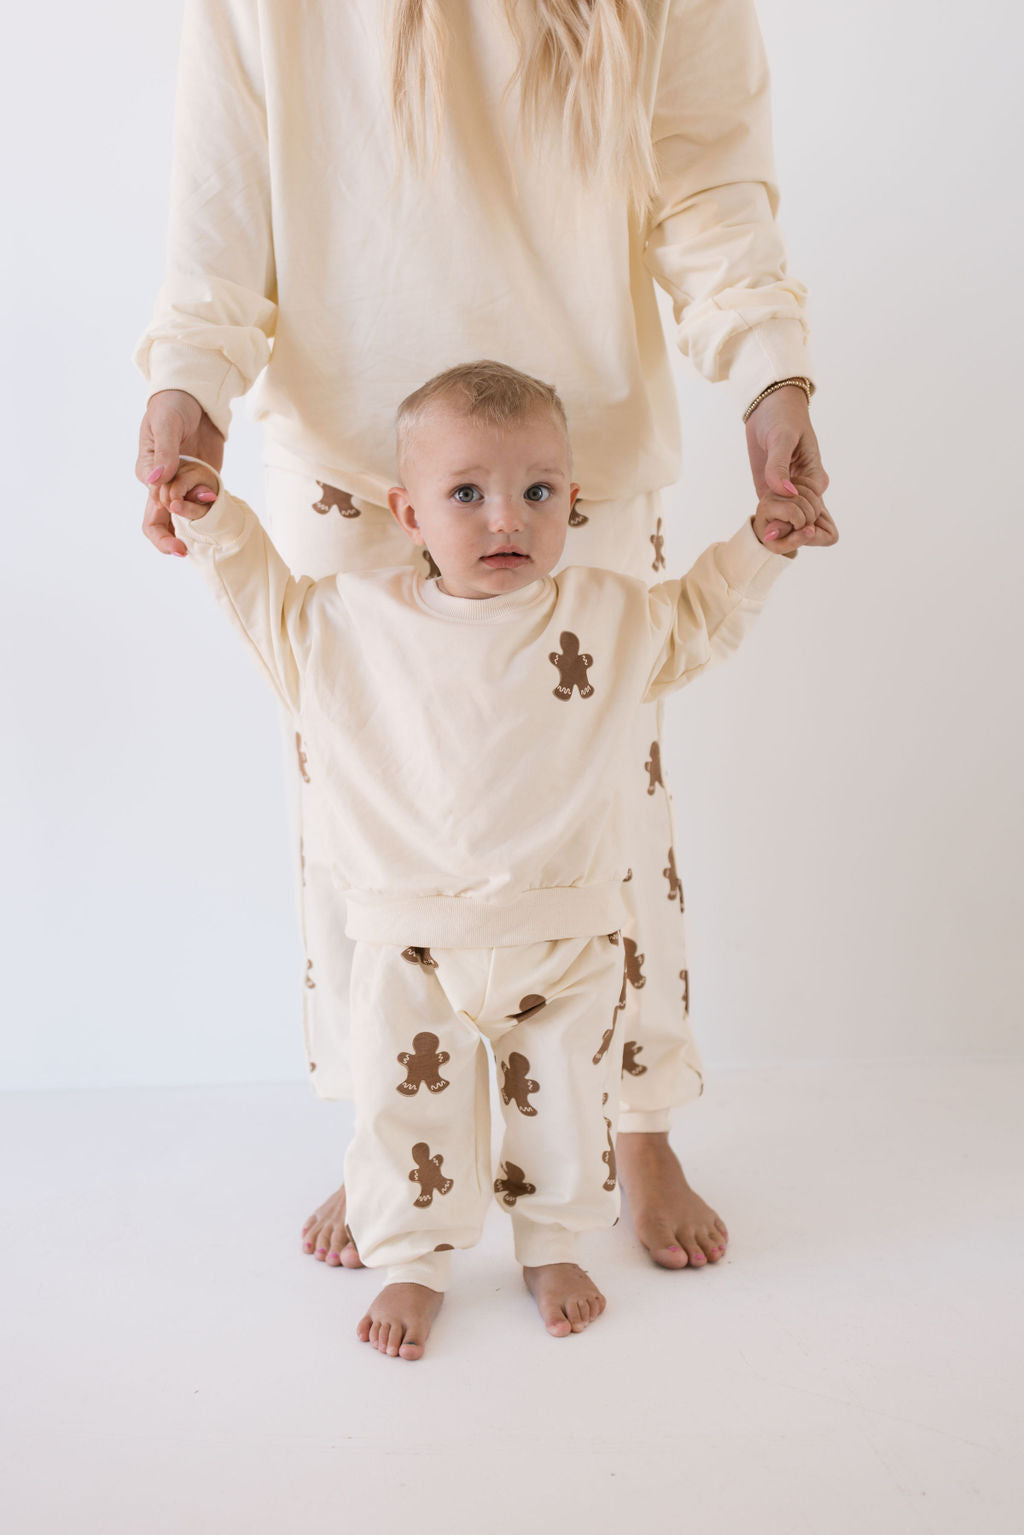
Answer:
[{"left": 481, "top": 550, "right": 530, "bottom": 566}]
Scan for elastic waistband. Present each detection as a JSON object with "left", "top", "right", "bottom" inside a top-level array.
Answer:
[{"left": 343, "top": 884, "right": 629, "bottom": 948}]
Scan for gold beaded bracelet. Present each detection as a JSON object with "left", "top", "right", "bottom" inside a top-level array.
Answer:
[{"left": 743, "top": 376, "right": 815, "bottom": 424}]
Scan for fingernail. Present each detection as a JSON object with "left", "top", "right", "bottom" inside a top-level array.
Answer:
[
  {"left": 765, "top": 529, "right": 778, "bottom": 540},
  {"left": 783, "top": 479, "right": 798, "bottom": 494},
  {"left": 147, "top": 467, "right": 164, "bottom": 484}
]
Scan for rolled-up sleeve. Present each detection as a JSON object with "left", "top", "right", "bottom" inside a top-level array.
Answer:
[
  {"left": 642, "top": 0, "right": 816, "bottom": 416},
  {"left": 132, "top": 0, "right": 277, "bottom": 439}
]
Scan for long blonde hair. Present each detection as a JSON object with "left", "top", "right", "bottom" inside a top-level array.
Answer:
[{"left": 388, "top": 0, "right": 658, "bottom": 222}]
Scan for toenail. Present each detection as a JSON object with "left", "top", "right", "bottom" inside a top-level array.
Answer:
[
  {"left": 668, "top": 1245, "right": 681, "bottom": 1251},
  {"left": 316, "top": 1247, "right": 326, "bottom": 1254}
]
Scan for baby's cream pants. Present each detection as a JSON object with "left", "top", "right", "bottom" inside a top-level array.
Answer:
[
  {"left": 264, "top": 454, "right": 704, "bottom": 1133},
  {"left": 342, "top": 933, "right": 628, "bottom": 1292}
]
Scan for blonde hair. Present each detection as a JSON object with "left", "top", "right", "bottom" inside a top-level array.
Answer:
[
  {"left": 396, "top": 359, "right": 569, "bottom": 474},
  {"left": 387, "top": 0, "right": 658, "bottom": 223}
]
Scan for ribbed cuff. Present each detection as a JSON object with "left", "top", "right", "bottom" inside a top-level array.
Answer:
[
  {"left": 384, "top": 1251, "right": 453, "bottom": 1292},
  {"left": 617, "top": 1108, "right": 675, "bottom": 1134},
  {"left": 725, "top": 319, "right": 817, "bottom": 420}
]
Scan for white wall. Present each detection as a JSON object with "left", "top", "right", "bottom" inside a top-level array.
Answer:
[{"left": 2, "top": 1, "right": 1020, "bottom": 1089}]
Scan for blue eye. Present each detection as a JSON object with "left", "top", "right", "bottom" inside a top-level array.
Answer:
[
  {"left": 452, "top": 485, "right": 480, "bottom": 504},
  {"left": 525, "top": 484, "right": 551, "bottom": 502}
]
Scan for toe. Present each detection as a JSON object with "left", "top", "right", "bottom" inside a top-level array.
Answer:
[
  {"left": 356, "top": 1314, "right": 372, "bottom": 1342},
  {"left": 399, "top": 1338, "right": 424, "bottom": 1360},
  {"left": 683, "top": 1240, "right": 706, "bottom": 1267},
  {"left": 545, "top": 1306, "right": 572, "bottom": 1338}
]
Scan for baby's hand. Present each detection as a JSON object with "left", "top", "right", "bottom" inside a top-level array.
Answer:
[
  {"left": 754, "top": 483, "right": 839, "bottom": 558},
  {"left": 157, "top": 460, "right": 220, "bottom": 521}
]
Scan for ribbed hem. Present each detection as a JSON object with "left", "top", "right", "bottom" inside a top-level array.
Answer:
[
  {"left": 415, "top": 573, "right": 554, "bottom": 623},
  {"left": 617, "top": 1108, "right": 674, "bottom": 1134},
  {"left": 384, "top": 1252, "right": 453, "bottom": 1292},
  {"left": 134, "top": 341, "right": 243, "bottom": 443},
  {"left": 343, "top": 884, "right": 629, "bottom": 948},
  {"left": 715, "top": 517, "right": 795, "bottom": 596},
  {"left": 726, "top": 319, "right": 817, "bottom": 420},
  {"left": 511, "top": 1219, "right": 584, "bottom": 1269}
]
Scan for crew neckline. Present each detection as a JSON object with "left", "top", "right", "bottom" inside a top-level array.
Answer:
[{"left": 414, "top": 571, "right": 555, "bottom": 623}]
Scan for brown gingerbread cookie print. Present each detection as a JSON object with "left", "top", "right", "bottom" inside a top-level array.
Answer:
[
  {"left": 644, "top": 740, "right": 664, "bottom": 795},
  {"left": 568, "top": 501, "right": 589, "bottom": 527},
  {"left": 433, "top": 1243, "right": 454, "bottom": 1252},
  {"left": 506, "top": 994, "right": 547, "bottom": 1021},
  {"left": 650, "top": 516, "right": 666, "bottom": 572},
  {"left": 663, "top": 846, "right": 684, "bottom": 911},
  {"left": 548, "top": 632, "right": 595, "bottom": 700},
  {"left": 601, "top": 1093, "right": 617, "bottom": 1191},
  {"left": 593, "top": 967, "right": 627, "bottom": 1064},
  {"left": 308, "top": 1060, "right": 317, "bottom": 1073},
  {"left": 408, "top": 1142, "right": 454, "bottom": 1207},
  {"left": 622, "top": 867, "right": 633, "bottom": 882},
  {"left": 396, "top": 1032, "right": 451, "bottom": 1095},
  {"left": 304, "top": 958, "right": 316, "bottom": 990},
  {"left": 680, "top": 968, "right": 690, "bottom": 1015},
  {"left": 313, "top": 482, "right": 360, "bottom": 518},
  {"left": 622, "top": 1040, "right": 647, "bottom": 1076},
  {"left": 493, "top": 1161, "right": 537, "bottom": 1208},
  {"left": 499, "top": 1051, "right": 540, "bottom": 1116},
  {"left": 607, "top": 930, "right": 621, "bottom": 945},
  {"left": 623, "top": 935, "right": 646, "bottom": 989},
  {"left": 295, "top": 731, "right": 310, "bottom": 784},
  {"left": 401, "top": 946, "right": 438, "bottom": 969},
  {"left": 421, "top": 548, "right": 441, "bottom": 579}
]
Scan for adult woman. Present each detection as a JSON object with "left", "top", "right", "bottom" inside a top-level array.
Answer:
[{"left": 135, "top": 0, "right": 829, "bottom": 1275}]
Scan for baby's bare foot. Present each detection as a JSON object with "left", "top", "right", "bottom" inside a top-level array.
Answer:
[
  {"left": 356, "top": 1283, "right": 444, "bottom": 1361},
  {"left": 301, "top": 1183, "right": 363, "bottom": 1268},
  {"left": 522, "top": 1262, "right": 606, "bottom": 1337},
  {"left": 617, "top": 1131, "right": 728, "bottom": 1270}
]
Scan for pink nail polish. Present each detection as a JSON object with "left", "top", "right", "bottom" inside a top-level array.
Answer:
[
  {"left": 783, "top": 479, "right": 798, "bottom": 494},
  {"left": 147, "top": 467, "right": 164, "bottom": 484},
  {"left": 668, "top": 1245, "right": 681, "bottom": 1251}
]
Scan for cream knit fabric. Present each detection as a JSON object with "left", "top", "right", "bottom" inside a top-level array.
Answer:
[
  {"left": 171, "top": 464, "right": 792, "bottom": 948},
  {"left": 134, "top": 0, "right": 814, "bottom": 504}
]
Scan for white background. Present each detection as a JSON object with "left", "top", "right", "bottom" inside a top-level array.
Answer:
[{"left": 2, "top": 0, "right": 1021, "bottom": 1091}]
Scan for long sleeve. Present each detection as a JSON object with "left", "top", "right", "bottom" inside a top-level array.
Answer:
[
  {"left": 642, "top": 518, "right": 792, "bottom": 701},
  {"left": 642, "top": 0, "right": 815, "bottom": 417},
  {"left": 132, "top": 0, "right": 277, "bottom": 439},
  {"left": 170, "top": 460, "right": 317, "bottom": 716}
]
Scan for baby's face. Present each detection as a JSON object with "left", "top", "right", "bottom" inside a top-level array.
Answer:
[{"left": 388, "top": 406, "right": 580, "bottom": 599}]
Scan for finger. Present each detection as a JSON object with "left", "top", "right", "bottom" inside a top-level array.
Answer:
[{"left": 142, "top": 491, "right": 189, "bottom": 557}]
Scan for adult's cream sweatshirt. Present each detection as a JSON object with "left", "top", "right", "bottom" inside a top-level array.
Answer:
[
  {"left": 136, "top": 0, "right": 815, "bottom": 507},
  {"left": 171, "top": 463, "right": 794, "bottom": 948}
]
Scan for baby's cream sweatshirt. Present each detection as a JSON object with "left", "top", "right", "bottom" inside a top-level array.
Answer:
[
  {"left": 135, "top": 0, "right": 815, "bottom": 506},
  {"left": 171, "top": 467, "right": 793, "bottom": 948}
]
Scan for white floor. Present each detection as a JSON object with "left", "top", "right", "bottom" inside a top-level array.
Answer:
[{"left": 2, "top": 1060, "right": 1022, "bottom": 1534}]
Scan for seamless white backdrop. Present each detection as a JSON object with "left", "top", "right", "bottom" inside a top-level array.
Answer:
[{"left": 2, "top": 1, "right": 1021, "bottom": 1090}]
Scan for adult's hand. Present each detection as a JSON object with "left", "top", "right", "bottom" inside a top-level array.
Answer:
[
  {"left": 744, "top": 385, "right": 830, "bottom": 525},
  {"left": 136, "top": 389, "right": 226, "bottom": 557}
]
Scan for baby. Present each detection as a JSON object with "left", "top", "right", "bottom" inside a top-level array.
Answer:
[{"left": 160, "top": 359, "right": 837, "bottom": 1362}]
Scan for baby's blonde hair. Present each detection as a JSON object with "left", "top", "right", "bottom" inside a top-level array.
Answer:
[
  {"left": 396, "top": 359, "right": 569, "bottom": 476},
  {"left": 387, "top": 0, "right": 658, "bottom": 224}
]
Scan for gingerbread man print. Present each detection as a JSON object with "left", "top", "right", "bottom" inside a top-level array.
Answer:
[
  {"left": 623, "top": 935, "right": 646, "bottom": 990},
  {"left": 408, "top": 1143, "right": 454, "bottom": 1207},
  {"left": 663, "top": 847, "right": 684, "bottom": 911},
  {"left": 401, "top": 946, "right": 438, "bottom": 969},
  {"left": 601, "top": 1093, "right": 617, "bottom": 1191},
  {"left": 313, "top": 482, "right": 360, "bottom": 518},
  {"left": 644, "top": 740, "right": 664, "bottom": 795},
  {"left": 506, "top": 994, "right": 547, "bottom": 1022},
  {"left": 499, "top": 1051, "right": 540, "bottom": 1116},
  {"left": 421, "top": 548, "right": 441, "bottom": 580},
  {"left": 622, "top": 1040, "right": 647, "bottom": 1077},
  {"left": 548, "top": 632, "right": 595, "bottom": 700},
  {"left": 396, "top": 1032, "right": 451, "bottom": 1095},
  {"left": 493, "top": 1161, "right": 536, "bottom": 1208},
  {"left": 593, "top": 969, "right": 627, "bottom": 1065},
  {"left": 650, "top": 516, "right": 666, "bottom": 572},
  {"left": 568, "top": 502, "right": 589, "bottom": 527}
]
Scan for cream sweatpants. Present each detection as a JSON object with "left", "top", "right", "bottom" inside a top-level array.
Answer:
[
  {"left": 263, "top": 454, "right": 704, "bottom": 1133},
  {"left": 343, "top": 933, "right": 628, "bottom": 1292}
]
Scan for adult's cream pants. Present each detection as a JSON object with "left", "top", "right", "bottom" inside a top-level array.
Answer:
[{"left": 263, "top": 457, "right": 704, "bottom": 1134}]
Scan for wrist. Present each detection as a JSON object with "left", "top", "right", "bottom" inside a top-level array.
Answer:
[{"left": 743, "top": 377, "right": 814, "bottom": 424}]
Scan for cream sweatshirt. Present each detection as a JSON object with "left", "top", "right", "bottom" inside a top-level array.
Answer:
[
  {"left": 171, "top": 463, "right": 793, "bottom": 947},
  {"left": 135, "top": 0, "right": 815, "bottom": 506}
]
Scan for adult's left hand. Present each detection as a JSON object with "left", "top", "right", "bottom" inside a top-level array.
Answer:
[{"left": 745, "top": 384, "right": 830, "bottom": 518}]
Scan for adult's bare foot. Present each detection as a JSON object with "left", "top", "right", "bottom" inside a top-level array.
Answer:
[
  {"left": 522, "top": 1262, "right": 606, "bottom": 1337},
  {"left": 356, "top": 1283, "right": 444, "bottom": 1360},
  {"left": 301, "top": 1183, "right": 363, "bottom": 1268},
  {"left": 616, "top": 1131, "right": 728, "bottom": 1270}
]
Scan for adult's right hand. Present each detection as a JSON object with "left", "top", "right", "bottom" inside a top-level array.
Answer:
[{"left": 136, "top": 389, "right": 226, "bottom": 556}]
